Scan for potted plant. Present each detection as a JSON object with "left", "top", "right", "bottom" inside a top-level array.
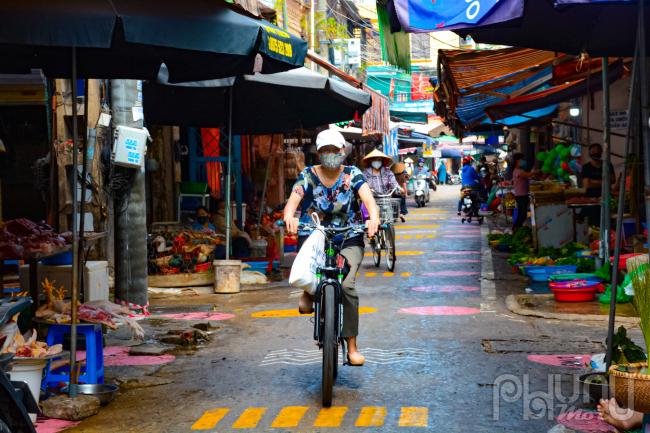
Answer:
[{"left": 609, "top": 265, "right": 650, "bottom": 411}]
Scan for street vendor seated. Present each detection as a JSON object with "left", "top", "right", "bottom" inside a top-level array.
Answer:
[
  {"left": 213, "top": 199, "right": 252, "bottom": 259},
  {"left": 191, "top": 206, "right": 216, "bottom": 232}
]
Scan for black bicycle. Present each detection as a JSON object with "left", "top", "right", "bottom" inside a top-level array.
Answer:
[{"left": 279, "top": 221, "right": 373, "bottom": 406}]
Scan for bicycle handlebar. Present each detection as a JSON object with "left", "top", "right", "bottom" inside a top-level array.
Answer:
[
  {"left": 372, "top": 187, "right": 399, "bottom": 199},
  {"left": 276, "top": 220, "right": 388, "bottom": 232}
]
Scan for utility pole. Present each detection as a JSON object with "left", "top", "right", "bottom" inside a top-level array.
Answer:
[{"left": 111, "top": 80, "right": 148, "bottom": 312}]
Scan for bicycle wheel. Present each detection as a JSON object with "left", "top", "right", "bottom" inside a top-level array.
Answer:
[
  {"left": 371, "top": 234, "right": 381, "bottom": 267},
  {"left": 385, "top": 225, "right": 396, "bottom": 272},
  {"left": 321, "top": 284, "right": 336, "bottom": 407}
]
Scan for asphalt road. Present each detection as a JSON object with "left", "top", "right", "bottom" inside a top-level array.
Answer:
[{"left": 67, "top": 185, "right": 619, "bottom": 433}]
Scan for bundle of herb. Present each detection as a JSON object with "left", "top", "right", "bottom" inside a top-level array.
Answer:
[{"left": 631, "top": 266, "right": 650, "bottom": 359}]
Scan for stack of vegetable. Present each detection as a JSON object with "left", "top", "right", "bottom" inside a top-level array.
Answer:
[
  {"left": 488, "top": 227, "right": 533, "bottom": 253},
  {"left": 504, "top": 241, "right": 595, "bottom": 272}
]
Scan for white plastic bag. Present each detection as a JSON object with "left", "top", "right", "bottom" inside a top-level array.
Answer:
[{"left": 289, "top": 228, "right": 325, "bottom": 295}]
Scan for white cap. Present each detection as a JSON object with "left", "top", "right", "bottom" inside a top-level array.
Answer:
[{"left": 316, "top": 129, "right": 346, "bottom": 150}]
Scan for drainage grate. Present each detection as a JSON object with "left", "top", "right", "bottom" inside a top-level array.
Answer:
[{"left": 482, "top": 338, "right": 605, "bottom": 354}]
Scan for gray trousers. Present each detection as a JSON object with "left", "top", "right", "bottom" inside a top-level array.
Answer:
[{"left": 339, "top": 246, "right": 363, "bottom": 338}]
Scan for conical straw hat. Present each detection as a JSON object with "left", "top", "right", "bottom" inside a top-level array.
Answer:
[{"left": 362, "top": 148, "right": 392, "bottom": 166}]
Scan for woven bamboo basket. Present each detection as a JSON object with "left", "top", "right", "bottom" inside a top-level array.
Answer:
[{"left": 609, "top": 362, "right": 650, "bottom": 412}]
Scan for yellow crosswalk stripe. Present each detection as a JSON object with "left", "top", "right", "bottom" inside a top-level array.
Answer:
[
  {"left": 383, "top": 272, "right": 394, "bottom": 277},
  {"left": 398, "top": 224, "right": 440, "bottom": 229},
  {"left": 192, "top": 408, "right": 229, "bottom": 430},
  {"left": 403, "top": 235, "right": 413, "bottom": 239},
  {"left": 314, "top": 406, "right": 348, "bottom": 427},
  {"left": 233, "top": 407, "right": 267, "bottom": 429},
  {"left": 365, "top": 272, "right": 377, "bottom": 277},
  {"left": 395, "top": 235, "right": 402, "bottom": 239},
  {"left": 398, "top": 407, "right": 428, "bottom": 427},
  {"left": 427, "top": 235, "right": 435, "bottom": 238},
  {"left": 400, "top": 272, "right": 411, "bottom": 277},
  {"left": 271, "top": 406, "right": 309, "bottom": 428},
  {"left": 355, "top": 406, "right": 386, "bottom": 427},
  {"left": 415, "top": 235, "right": 423, "bottom": 239}
]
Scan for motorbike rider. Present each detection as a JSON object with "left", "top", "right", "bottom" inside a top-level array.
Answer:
[
  {"left": 283, "top": 129, "right": 380, "bottom": 366},
  {"left": 457, "top": 156, "right": 480, "bottom": 216},
  {"left": 413, "top": 158, "right": 435, "bottom": 188}
]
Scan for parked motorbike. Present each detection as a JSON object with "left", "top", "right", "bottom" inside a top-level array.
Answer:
[
  {"left": 447, "top": 174, "right": 461, "bottom": 185},
  {"left": 460, "top": 187, "right": 484, "bottom": 224},
  {"left": 0, "top": 297, "right": 39, "bottom": 433},
  {"left": 413, "top": 175, "right": 430, "bottom": 208}
]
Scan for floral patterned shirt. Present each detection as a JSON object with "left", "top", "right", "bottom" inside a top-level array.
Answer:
[{"left": 292, "top": 166, "right": 366, "bottom": 242}]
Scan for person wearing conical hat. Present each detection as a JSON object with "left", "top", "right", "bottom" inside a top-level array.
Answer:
[{"left": 361, "top": 148, "right": 403, "bottom": 197}]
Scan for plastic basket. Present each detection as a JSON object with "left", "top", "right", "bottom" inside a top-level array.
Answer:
[{"left": 527, "top": 267, "right": 549, "bottom": 282}]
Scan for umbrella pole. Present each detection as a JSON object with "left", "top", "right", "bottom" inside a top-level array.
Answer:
[
  {"left": 605, "top": 40, "right": 639, "bottom": 370},
  {"left": 69, "top": 47, "right": 80, "bottom": 395},
  {"left": 599, "top": 59, "right": 612, "bottom": 269},
  {"left": 640, "top": 0, "right": 650, "bottom": 265},
  {"left": 225, "top": 88, "right": 233, "bottom": 260},
  {"left": 256, "top": 138, "right": 274, "bottom": 237}
]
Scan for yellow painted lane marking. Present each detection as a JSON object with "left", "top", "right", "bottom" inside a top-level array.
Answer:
[
  {"left": 314, "top": 407, "right": 348, "bottom": 427},
  {"left": 427, "top": 234, "right": 435, "bottom": 238},
  {"left": 397, "top": 224, "right": 440, "bottom": 229},
  {"left": 403, "top": 235, "right": 413, "bottom": 239},
  {"left": 271, "top": 406, "right": 309, "bottom": 428},
  {"left": 400, "top": 272, "right": 411, "bottom": 277},
  {"left": 252, "top": 307, "right": 377, "bottom": 318},
  {"left": 382, "top": 272, "right": 394, "bottom": 277},
  {"left": 355, "top": 406, "right": 386, "bottom": 427},
  {"left": 365, "top": 272, "right": 377, "bottom": 277},
  {"left": 415, "top": 235, "right": 423, "bottom": 239},
  {"left": 365, "top": 251, "right": 423, "bottom": 257},
  {"left": 398, "top": 407, "right": 428, "bottom": 427},
  {"left": 396, "top": 234, "right": 436, "bottom": 239},
  {"left": 233, "top": 407, "right": 266, "bottom": 429},
  {"left": 192, "top": 408, "right": 229, "bottom": 430},
  {"left": 409, "top": 209, "right": 447, "bottom": 214}
]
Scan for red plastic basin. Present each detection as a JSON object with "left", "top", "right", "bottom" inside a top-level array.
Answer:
[
  {"left": 550, "top": 280, "right": 605, "bottom": 294},
  {"left": 551, "top": 286, "right": 596, "bottom": 302}
]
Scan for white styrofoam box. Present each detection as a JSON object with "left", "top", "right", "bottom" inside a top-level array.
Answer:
[
  {"left": 19, "top": 261, "right": 109, "bottom": 302},
  {"left": 113, "top": 125, "right": 148, "bottom": 168}
]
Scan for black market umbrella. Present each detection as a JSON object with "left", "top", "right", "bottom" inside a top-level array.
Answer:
[
  {"left": 0, "top": 0, "right": 308, "bottom": 82},
  {"left": 452, "top": 0, "right": 646, "bottom": 57},
  {"left": 0, "top": 0, "right": 307, "bottom": 396},
  {"left": 143, "top": 66, "right": 371, "bottom": 257},
  {"left": 142, "top": 66, "right": 371, "bottom": 133}
]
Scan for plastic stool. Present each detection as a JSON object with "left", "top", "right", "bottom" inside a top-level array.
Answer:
[{"left": 42, "top": 323, "right": 104, "bottom": 389}]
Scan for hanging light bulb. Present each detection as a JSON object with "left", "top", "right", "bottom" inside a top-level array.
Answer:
[{"left": 569, "top": 107, "right": 581, "bottom": 117}]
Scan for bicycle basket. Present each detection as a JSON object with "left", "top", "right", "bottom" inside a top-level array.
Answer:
[{"left": 376, "top": 198, "right": 400, "bottom": 222}]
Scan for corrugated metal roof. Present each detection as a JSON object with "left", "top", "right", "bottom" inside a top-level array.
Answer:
[{"left": 438, "top": 47, "right": 560, "bottom": 94}]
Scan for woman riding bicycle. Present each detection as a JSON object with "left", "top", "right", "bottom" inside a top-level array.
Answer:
[
  {"left": 361, "top": 149, "right": 403, "bottom": 196},
  {"left": 283, "top": 129, "right": 380, "bottom": 366}
]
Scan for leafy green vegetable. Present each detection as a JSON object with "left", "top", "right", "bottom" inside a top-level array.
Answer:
[{"left": 610, "top": 326, "right": 647, "bottom": 365}]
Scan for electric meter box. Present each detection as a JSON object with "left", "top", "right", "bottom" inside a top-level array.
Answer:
[{"left": 113, "top": 125, "right": 148, "bottom": 168}]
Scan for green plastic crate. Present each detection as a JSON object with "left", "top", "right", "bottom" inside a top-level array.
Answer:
[{"left": 179, "top": 181, "right": 208, "bottom": 194}]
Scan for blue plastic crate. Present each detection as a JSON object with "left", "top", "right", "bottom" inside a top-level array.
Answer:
[{"left": 527, "top": 267, "right": 549, "bottom": 282}]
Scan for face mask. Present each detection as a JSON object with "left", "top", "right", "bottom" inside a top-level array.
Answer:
[
  {"left": 519, "top": 160, "right": 527, "bottom": 169},
  {"left": 591, "top": 153, "right": 602, "bottom": 160},
  {"left": 418, "top": 163, "right": 424, "bottom": 167},
  {"left": 320, "top": 152, "right": 345, "bottom": 169},
  {"left": 197, "top": 216, "right": 209, "bottom": 224},
  {"left": 371, "top": 160, "right": 383, "bottom": 169}
]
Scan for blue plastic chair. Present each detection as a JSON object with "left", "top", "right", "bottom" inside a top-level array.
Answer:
[{"left": 42, "top": 323, "right": 104, "bottom": 389}]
